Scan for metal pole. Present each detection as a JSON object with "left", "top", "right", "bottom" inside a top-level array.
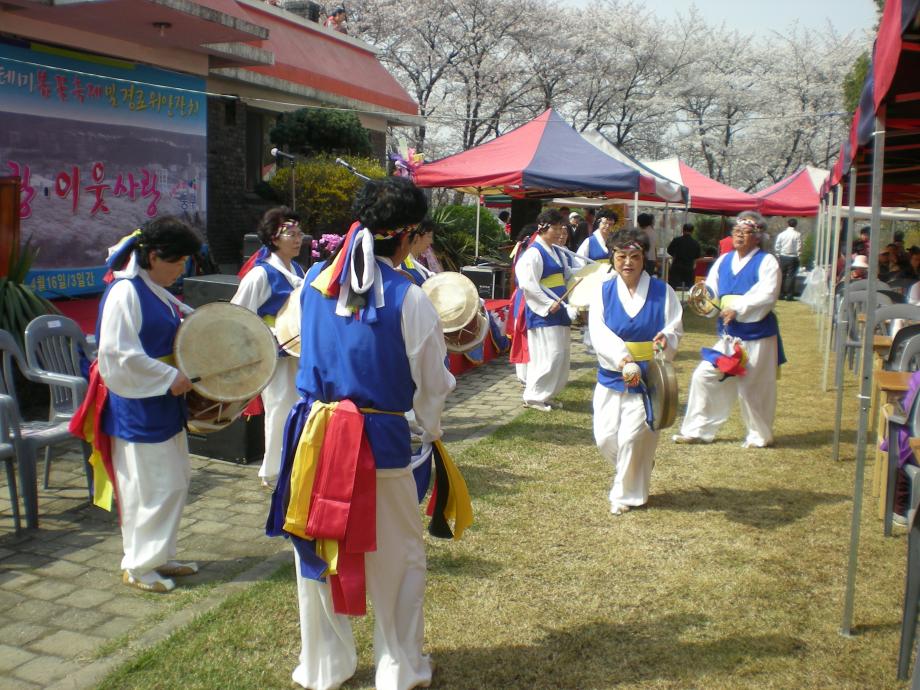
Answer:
[
  {"left": 822, "top": 186, "right": 843, "bottom": 391},
  {"left": 816, "top": 198, "right": 827, "bottom": 349},
  {"left": 290, "top": 159, "right": 296, "bottom": 212},
  {"left": 832, "top": 170, "right": 858, "bottom": 461},
  {"left": 474, "top": 190, "right": 481, "bottom": 263},
  {"left": 632, "top": 192, "right": 639, "bottom": 225},
  {"left": 841, "top": 114, "right": 885, "bottom": 636}
]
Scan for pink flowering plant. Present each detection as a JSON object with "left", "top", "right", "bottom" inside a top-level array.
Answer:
[{"left": 312, "top": 233, "right": 345, "bottom": 259}]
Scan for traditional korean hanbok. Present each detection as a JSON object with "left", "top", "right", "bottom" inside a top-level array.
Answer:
[
  {"left": 678, "top": 248, "right": 782, "bottom": 448},
  {"left": 588, "top": 271, "right": 682, "bottom": 513},
  {"left": 232, "top": 251, "right": 305, "bottom": 482}
]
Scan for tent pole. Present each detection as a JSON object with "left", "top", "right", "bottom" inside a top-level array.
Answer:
[
  {"left": 475, "top": 189, "right": 481, "bottom": 263},
  {"left": 822, "top": 186, "right": 843, "bottom": 391},
  {"left": 833, "top": 170, "right": 858, "bottom": 462},
  {"left": 841, "top": 114, "right": 885, "bottom": 637},
  {"left": 824, "top": 185, "right": 843, "bottom": 391},
  {"left": 815, "top": 198, "right": 827, "bottom": 350},
  {"left": 632, "top": 192, "right": 639, "bottom": 225}
]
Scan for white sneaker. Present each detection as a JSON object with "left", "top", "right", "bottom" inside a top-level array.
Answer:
[
  {"left": 610, "top": 504, "right": 631, "bottom": 516},
  {"left": 893, "top": 513, "right": 909, "bottom": 528},
  {"left": 672, "top": 434, "right": 709, "bottom": 445},
  {"left": 522, "top": 401, "right": 552, "bottom": 412},
  {"left": 547, "top": 400, "right": 564, "bottom": 410}
]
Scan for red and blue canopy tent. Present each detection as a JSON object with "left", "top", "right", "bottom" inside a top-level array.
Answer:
[
  {"left": 414, "top": 109, "right": 670, "bottom": 257},
  {"left": 818, "top": 0, "right": 920, "bottom": 645}
]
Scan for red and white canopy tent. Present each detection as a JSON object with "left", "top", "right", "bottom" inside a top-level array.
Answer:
[
  {"left": 641, "top": 158, "right": 759, "bottom": 214},
  {"left": 754, "top": 166, "right": 830, "bottom": 216}
]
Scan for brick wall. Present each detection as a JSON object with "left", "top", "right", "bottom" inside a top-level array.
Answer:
[{"left": 206, "top": 97, "right": 249, "bottom": 270}]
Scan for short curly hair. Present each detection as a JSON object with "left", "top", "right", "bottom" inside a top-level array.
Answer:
[
  {"left": 606, "top": 226, "right": 649, "bottom": 255},
  {"left": 352, "top": 177, "right": 428, "bottom": 234},
  {"left": 257, "top": 206, "right": 301, "bottom": 251},
  {"left": 135, "top": 216, "right": 201, "bottom": 268}
]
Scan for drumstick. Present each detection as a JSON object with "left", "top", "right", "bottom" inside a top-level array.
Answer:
[
  {"left": 190, "top": 357, "right": 264, "bottom": 383},
  {"left": 552, "top": 277, "right": 582, "bottom": 309},
  {"left": 278, "top": 333, "right": 300, "bottom": 350}
]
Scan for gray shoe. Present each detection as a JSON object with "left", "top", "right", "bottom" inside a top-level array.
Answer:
[
  {"left": 672, "top": 434, "right": 709, "bottom": 444},
  {"left": 893, "top": 513, "right": 909, "bottom": 528}
]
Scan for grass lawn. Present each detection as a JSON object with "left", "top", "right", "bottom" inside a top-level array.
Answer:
[{"left": 98, "top": 302, "right": 910, "bottom": 689}]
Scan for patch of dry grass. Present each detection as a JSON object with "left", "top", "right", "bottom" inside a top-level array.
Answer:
[{"left": 99, "top": 302, "right": 910, "bottom": 689}]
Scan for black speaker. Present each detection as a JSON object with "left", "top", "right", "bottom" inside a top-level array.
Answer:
[
  {"left": 182, "top": 274, "right": 240, "bottom": 308},
  {"left": 188, "top": 415, "right": 264, "bottom": 464},
  {"left": 461, "top": 264, "right": 511, "bottom": 299}
]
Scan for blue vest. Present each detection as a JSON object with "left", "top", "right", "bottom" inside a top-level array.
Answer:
[
  {"left": 597, "top": 277, "right": 666, "bottom": 392},
  {"left": 400, "top": 257, "right": 428, "bottom": 287},
  {"left": 98, "top": 276, "right": 187, "bottom": 442},
  {"left": 297, "top": 260, "right": 414, "bottom": 469},
  {"left": 525, "top": 242, "right": 571, "bottom": 329},
  {"left": 716, "top": 251, "right": 779, "bottom": 341},
  {"left": 256, "top": 259, "right": 305, "bottom": 318},
  {"left": 586, "top": 233, "right": 608, "bottom": 261}
]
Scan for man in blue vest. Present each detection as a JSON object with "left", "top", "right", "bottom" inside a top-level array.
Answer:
[
  {"left": 514, "top": 209, "right": 577, "bottom": 411},
  {"left": 674, "top": 210, "right": 782, "bottom": 448}
]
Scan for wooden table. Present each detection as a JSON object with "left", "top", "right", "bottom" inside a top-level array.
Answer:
[
  {"left": 877, "top": 370, "right": 913, "bottom": 395},
  {"left": 875, "top": 334, "right": 894, "bottom": 355}
]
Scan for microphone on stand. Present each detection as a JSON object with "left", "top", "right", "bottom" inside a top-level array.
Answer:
[
  {"left": 335, "top": 157, "right": 371, "bottom": 181},
  {"left": 270, "top": 147, "right": 296, "bottom": 160}
]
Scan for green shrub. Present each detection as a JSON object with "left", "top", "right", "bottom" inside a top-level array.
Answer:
[
  {"left": 430, "top": 204, "right": 508, "bottom": 271},
  {"left": 270, "top": 108, "right": 373, "bottom": 157},
  {"left": 270, "top": 155, "right": 386, "bottom": 236}
]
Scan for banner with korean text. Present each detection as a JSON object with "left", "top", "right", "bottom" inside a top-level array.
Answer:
[{"left": 0, "top": 39, "right": 207, "bottom": 297}]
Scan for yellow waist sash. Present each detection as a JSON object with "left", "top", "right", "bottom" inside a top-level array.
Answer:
[
  {"left": 625, "top": 341, "right": 654, "bottom": 362},
  {"left": 540, "top": 273, "right": 565, "bottom": 289},
  {"left": 262, "top": 315, "right": 276, "bottom": 328},
  {"left": 157, "top": 354, "right": 176, "bottom": 366}
]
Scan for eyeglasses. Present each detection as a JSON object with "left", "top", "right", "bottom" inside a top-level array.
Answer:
[{"left": 732, "top": 229, "right": 756, "bottom": 237}]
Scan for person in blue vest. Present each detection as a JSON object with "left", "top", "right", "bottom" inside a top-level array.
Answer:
[
  {"left": 674, "top": 210, "right": 782, "bottom": 448},
  {"left": 400, "top": 217, "right": 436, "bottom": 286},
  {"left": 96, "top": 217, "right": 202, "bottom": 593},
  {"left": 274, "top": 177, "right": 456, "bottom": 690},
  {"left": 576, "top": 208, "right": 619, "bottom": 353},
  {"left": 514, "top": 209, "right": 577, "bottom": 411},
  {"left": 232, "top": 207, "right": 306, "bottom": 487},
  {"left": 588, "top": 227, "right": 683, "bottom": 515}
]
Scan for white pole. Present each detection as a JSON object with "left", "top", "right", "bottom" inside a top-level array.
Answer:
[
  {"left": 832, "top": 169, "right": 858, "bottom": 462},
  {"left": 822, "top": 186, "right": 843, "bottom": 391},
  {"left": 632, "top": 192, "right": 639, "bottom": 225}
]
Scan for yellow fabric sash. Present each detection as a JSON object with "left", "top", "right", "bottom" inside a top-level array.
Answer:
[
  {"left": 81, "top": 414, "right": 114, "bottom": 511},
  {"left": 624, "top": 341, "right": 654, "bottom": 362},
  {"left": 540, "top": 273, "right": 565, "bottom": 289},
  {"left": 262, "top": 315, "right": 276, "bottom": 328},
  {"left": 282, "top": 402, "right": 408, "bottom": 577},
  {"left": 433, "top": 440, "right": 473, "bottom": 540}
]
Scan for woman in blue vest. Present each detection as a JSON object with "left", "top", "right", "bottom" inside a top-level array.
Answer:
[
  {"left": 96, "top": 217, "right": 202, "bottom": 593},
  {"left": 514, "top": 209, "right": 578, "bottom": 411},
  {"left": 675, "top": 210, "right": 782, "bottom": 448},
  {"left": 400, "top": 218, "right": 436, "bottom": 286},
  {"left": 232, "top": 207, "right": 305, "bottom": 486},
  {"left": 577, "top": 208, "right": 619, "bottom": 353},
  {"left": 588, "top": 227, "right": 683, "bottom": 515}
]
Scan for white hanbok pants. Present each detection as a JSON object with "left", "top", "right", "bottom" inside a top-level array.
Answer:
[
  {"left": 261, "top": 356, "right": 301, "bottom": 481},
  {"left": 680, "top": 335, "right": 778, "bottom": 447},
  {"left": 113, "top": 431, "right": 190, "bottom": 574},
  {"left": 523, "top": 326, "right": 571, "bottom": 404},
  {"left": 294, "top": 467, "right": 431, "bottom": 690},
  {"left": 593, "top": 384, "right": 659, "bottom": 510},
  {"left": 515, "top": 363, "right": 528, "bottom": 385}
]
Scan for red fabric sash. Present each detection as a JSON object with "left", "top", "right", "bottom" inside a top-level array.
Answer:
[
  {"left": 306, "top": 400, "right": 377, "bottom": 616},
  {"left": 507, "top": 288, "right": 529, "bottom": 364},
  {"left": 68, "top": 360, "right": 119, "bottom": 518}
]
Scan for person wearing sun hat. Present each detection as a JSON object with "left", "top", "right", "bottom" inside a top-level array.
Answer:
[
  {"left": 267, "top": 176, "right": 465, "bottom": 690},
  {"left": 674, "top": 210, "right": 783, "bottom": 449}
]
